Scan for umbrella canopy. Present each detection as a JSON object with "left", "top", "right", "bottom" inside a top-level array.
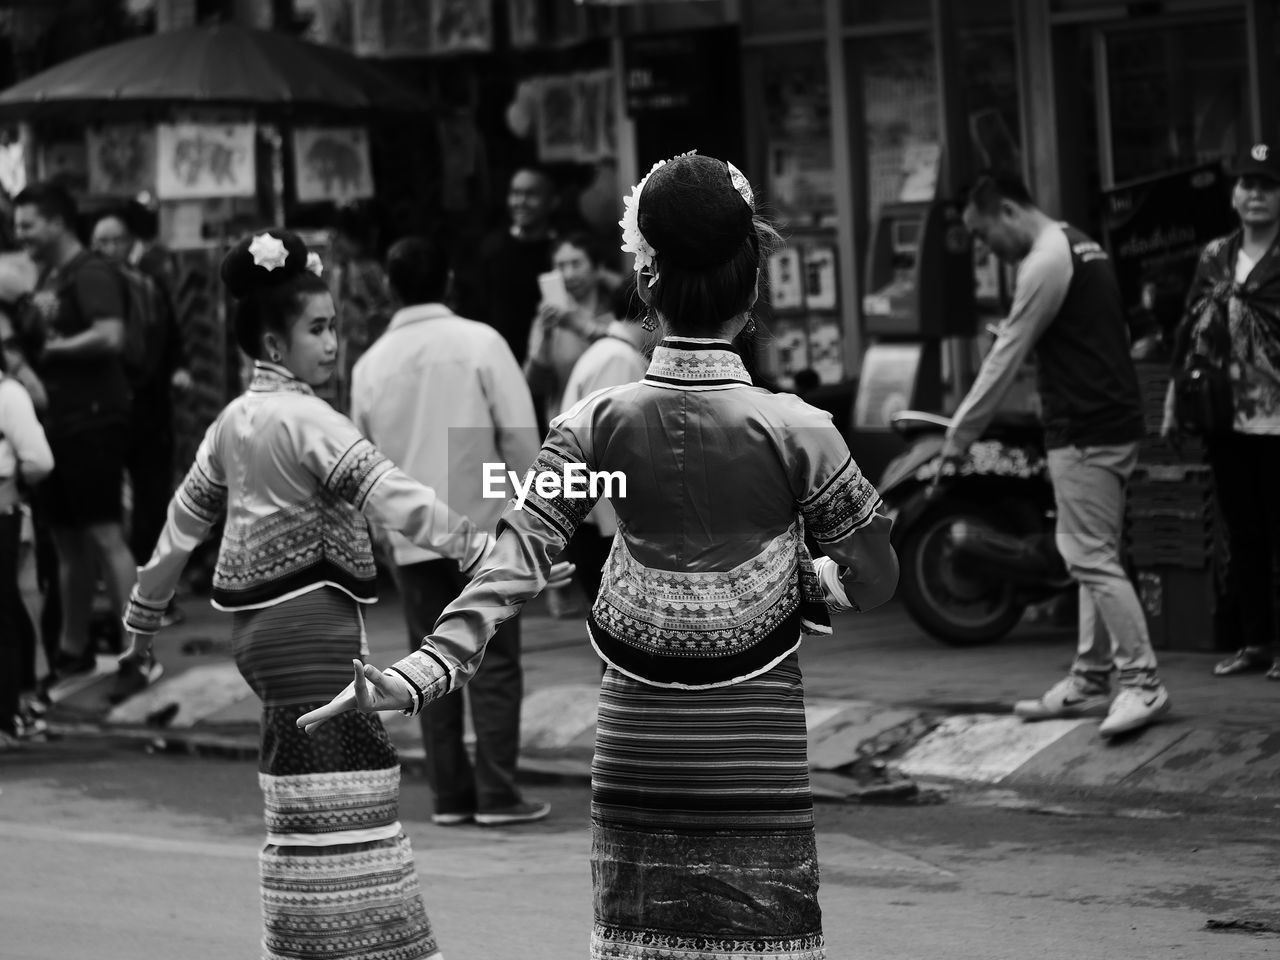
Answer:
[{"left": 0, "top": 24, "right": 431, "bottom": 120}]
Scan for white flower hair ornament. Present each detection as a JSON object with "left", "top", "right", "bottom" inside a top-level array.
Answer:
[
  {"left": 249, "top": 233, "right": 289, "bottom": 272},
  {"left": 618, "top": 150, "right": 755, "bottom": 287},
  {"left": 306, "top": 252, "right": 323, "bottom": 277}
]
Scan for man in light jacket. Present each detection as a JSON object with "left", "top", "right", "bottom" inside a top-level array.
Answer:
[{"left": 351, "top": 235, "right": 550, "bottom": 826}]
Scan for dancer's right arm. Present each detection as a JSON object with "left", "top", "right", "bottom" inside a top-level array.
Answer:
[{"left": 123, "top": 416, "right": 229, "bottom": 635}]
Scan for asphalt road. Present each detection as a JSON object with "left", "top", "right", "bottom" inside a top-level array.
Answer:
[{"left": 3, "top": 737, "right": 1279, "bottom": 960}]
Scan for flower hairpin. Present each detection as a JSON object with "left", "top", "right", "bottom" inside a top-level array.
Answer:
[
  {"left": 619, "top": 157, "right": 672, "bottom": 287},
  {"left": 306, "top": 252, "right": 323, "bottom": 277},
  {"left": 619, "top": 150, "right": 754, "bottom": 287},
  {"left": 249, "top": 233, "right": 289, "bottom": 272}
]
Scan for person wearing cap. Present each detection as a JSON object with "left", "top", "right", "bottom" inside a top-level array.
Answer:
[
  {"left": 1163, "top": 142, "right": 1280, "bottom": 681},
  {"left": 941, "top": 170, "right": 1170, "bottom": 737},
  {"left": 299, "top": 151, "right": 898, "bottom": 960}
]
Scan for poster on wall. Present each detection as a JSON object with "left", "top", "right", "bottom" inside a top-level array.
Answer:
[
  {"left": 87, "top": 125, "right": 156, "bottom": 197},
  {"left": 574, "top": 71, "right": 612, "bottom": 162},
  {"left": 507, "top": 0, "right": 539, "bottom": 48},
  {"left": 292, "top": 127, "right": 374, "bottom": 203},
  {"left": 768, "top": 141, "right": 835, "bottom": 223},
  {"left": 537, "top": 76, "right": 578, "bottom": 162},
  {"left": 772, "top": 321, "right": 811, "bottom": 390},
  {"left": 156, "top": 123, "right": 256, "bottom": 200},
  {"left": 38, "top": 139, "right": 88, "bottom": 193},
  {"left": 802, "top": 243, "right": 837, "bottom": 311},
  {"left": 350, "top": 0, "right": 431, "bottom": 57},
  {"left": 302, "top": 0, "right": 355, "bottom": 49},
  {"left": 853, "top": 343, "right": 923, "bottom": 429},
  {"left": 430, "top": 0, "right": 493, "bottom": 54},
  {"left": 767, "top": 247, "right": 805, "bottom": 312},
  {"left": 806, "top": 317, "right": 844, "bottom": 385}
]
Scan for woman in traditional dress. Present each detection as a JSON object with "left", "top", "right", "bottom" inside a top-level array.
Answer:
[
  {"left": 300, "top": 153, "right": 899, "bottom": 960},
  {"left": 118, "top": 229, "right": 569, "bottom": 960}
]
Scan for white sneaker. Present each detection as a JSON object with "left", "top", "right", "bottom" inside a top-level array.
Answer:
[
  {"left": 1013, "top": 676, "right": 1111, "bottom": 721},
  {"left": 1098, "top": 685, "right": 1170, "bottom": 737}
]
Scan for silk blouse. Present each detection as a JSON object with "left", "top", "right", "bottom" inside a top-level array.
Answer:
[
  {"left": 388, "top": 338, "right": 884, "bottom": 709},
  {"left": 123, "top": 362, "right": 492, "bottom": 633}
]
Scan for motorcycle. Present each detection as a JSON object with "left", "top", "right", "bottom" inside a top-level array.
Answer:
[{"left": 877, "top": 410, "right": 1074, "bottom": 645}]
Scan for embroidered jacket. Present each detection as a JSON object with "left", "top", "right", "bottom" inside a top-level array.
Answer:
[
  {"left": 388, "top": 338, "right": 884, "bottom": 711},
  {"left": 123, "top": 363, "right": 491, "bottom": 633}
]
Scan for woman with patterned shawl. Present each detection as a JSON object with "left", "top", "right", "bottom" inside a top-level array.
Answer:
[
  {"left": 117, "top": 229, "right": 571, "bottom": 960},
  {"left": 301, "top": 153, "right": 899, "bottom": 960},
  {"left": 1164, "top": 143, "right": 1280, "bottom": 682}
]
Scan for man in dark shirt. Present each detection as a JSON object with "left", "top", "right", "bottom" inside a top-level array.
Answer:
[
  {"left": 941, "top": 172, "right": 1169, "bottom": 737},
  {"left": 456, "top": 166, "right": 558, "bottom": 366},
  {"left": 92, "top": 208, "right": 192, "bottom": 629},
  {"left": 14, "top": 183, "right": 158, "bottom": 702}
]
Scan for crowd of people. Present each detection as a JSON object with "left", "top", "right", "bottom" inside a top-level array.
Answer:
[{"left": 0, "top": 141, "right": 1277, "bottom": 960}]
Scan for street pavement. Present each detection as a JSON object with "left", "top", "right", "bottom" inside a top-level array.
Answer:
[{"left": 37, "top": 584, "right": 1280, "bottom": 802}]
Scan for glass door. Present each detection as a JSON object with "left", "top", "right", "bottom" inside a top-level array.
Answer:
[{"left": 1097, "top": 17, "right": 1249, "bottom": 188}]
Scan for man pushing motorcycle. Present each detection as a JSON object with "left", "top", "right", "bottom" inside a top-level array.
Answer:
[{"left": 938, "top": 171, "right": 1171, "bottom": 737}]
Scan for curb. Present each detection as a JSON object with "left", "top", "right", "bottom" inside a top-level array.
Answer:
[{"left": 46, "top": 675, "right": 1280, "bottom": 803}]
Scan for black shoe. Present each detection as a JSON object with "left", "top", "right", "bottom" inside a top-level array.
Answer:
[{"left": 1213, "top": 647, "right": 1271, "bottom": 677}]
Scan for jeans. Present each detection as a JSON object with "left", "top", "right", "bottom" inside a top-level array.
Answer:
[
  {"left": 1047, "top": 442, "right": 1160, "bottom": 690},
  {"left": 397, "top": 559, "right": 524, "bottom": 814},
  {"left": 1208, "top": 432, "right": 1280, "bottom": 653}
]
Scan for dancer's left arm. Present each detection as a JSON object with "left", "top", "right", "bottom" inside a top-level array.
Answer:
[{"left": 298, "top": 403, "right": 599, "bottom": 732}]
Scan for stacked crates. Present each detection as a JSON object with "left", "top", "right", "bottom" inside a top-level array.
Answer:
[{"left": 1125, "top": 363, "right": 1229, "bottom": 651}]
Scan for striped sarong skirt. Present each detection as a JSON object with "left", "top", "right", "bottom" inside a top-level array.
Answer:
[
  {"left": 590, "top": 652, "right": 824, "bottom": 960},
  {"left": 231, "top": 586, "right": 441, "bottom": 960}
]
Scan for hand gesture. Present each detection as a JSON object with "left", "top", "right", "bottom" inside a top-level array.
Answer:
[
  {"left": 546, "top": 560, "right": 576, "bottom": 590},
  {"left": 295, "top": 659, "right": 413, "bottom": 735}
]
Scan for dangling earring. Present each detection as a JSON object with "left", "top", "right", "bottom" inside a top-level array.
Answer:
[
  {"left": 744, "top": 315, "right": 757, "bottom": 335},
  {"left": 641, "top": 311, "right": 657, "bottom": 332}
]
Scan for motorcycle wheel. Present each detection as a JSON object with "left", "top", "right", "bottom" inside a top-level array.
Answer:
[{"left": 897, "top": 499, "right": 1033, "bottom": 645}]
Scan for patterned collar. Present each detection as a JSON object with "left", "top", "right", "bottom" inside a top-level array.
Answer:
[
  {"left": 249, "top": 361, "right": 315, "bottom": 397},
  {"left": 643, "top": 338, "right": 752, "bottom": 391}
]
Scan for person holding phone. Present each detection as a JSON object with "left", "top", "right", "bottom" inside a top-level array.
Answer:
[{"left": 524, "top": 232, "right": 615, "bottom": 421}]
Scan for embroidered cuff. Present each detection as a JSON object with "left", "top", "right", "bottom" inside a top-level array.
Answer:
[
  {"left": 123, "top": 587, "right": 173, "bottom": 635},
  {"left": 387, "top": 648, "right": 452, "bottom": 716}
]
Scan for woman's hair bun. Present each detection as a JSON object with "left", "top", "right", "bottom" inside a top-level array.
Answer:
[{"left": 220, "top": 230, "right": 312, "bottom": 301}]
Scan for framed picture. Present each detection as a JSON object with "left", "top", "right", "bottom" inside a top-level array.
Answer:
[
  {"left": 802, "top": 242, "right": 837, "bottom": 311},
  {"left": 38, "top": 139, "right": 88, "bottom": 194},
  {"left": 292, "top": 127, "right": 375, "bottom": 203},
  {"left": 156, "top": 123, "right": 256, "bottom": 200},
  {"left": 87, "top": 125, "right": 156, "bottom": 197},
  {"left": 767, "top": 247, "right": 805, "bottom": 312},
  {"left": 507, "top": 0, "right": 539, "bottom": 48},
  {"left": 430, "top": 0, "right": 493, "bottom": 54},
  {"left": 537, "top": 75, "right": 578, "bottom": 163}
]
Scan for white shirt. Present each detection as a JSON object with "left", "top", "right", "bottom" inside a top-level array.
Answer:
[
  {"left": 352, "top": 303, "right": 540, "bottom": 565},
  {"left": 0, "top": 374, "right": 53, "bottom": 510},
  {"left": 559, "top": 323, "right": 649, "bottom": 535}
]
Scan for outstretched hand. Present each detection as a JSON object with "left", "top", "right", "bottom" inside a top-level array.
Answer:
[
  {"left": 295, "top": 659, "right": 414, "bottom": 735},
  {"left": 546, "top": 560, "right": 576, "bottom": 590}
]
